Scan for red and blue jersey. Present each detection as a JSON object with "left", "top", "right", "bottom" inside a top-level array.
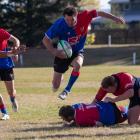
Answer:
[
  {"left": 95, "top": 72, "right": 134, "bottom": 101},
  {"left": 72, "top": 102, "right": 117, "bottom": 126},
  {"left": 72, "top": 103, "right": 100, "bottom": 126},
  {"left": 0, "top": 28, "right": 14, "bottom": 69},
  {"left": 45, "top": 10, "right": 98, "bottom": 53}
]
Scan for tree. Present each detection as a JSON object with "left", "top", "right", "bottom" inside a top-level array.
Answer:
[
  {"left": 78, "top": 0, "right": 100, "bottom": 10},
  {"left": 0, "top": 0, "right": 102, "bottom": 46},
  {"left": 0, "top": 0, "right": 81, "bottom": 46}
]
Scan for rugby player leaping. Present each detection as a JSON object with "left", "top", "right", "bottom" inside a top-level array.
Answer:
[{"left": 43, "top": 6, "right": 125, "bottom": 100}]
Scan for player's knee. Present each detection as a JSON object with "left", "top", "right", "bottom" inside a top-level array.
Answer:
[
  {"left": 0, "top": 95, "right": 3, "bottom": 102},
  {"left": 128, "top": 113, "right": 138, "bottom": 125},
  {"left": 128, "top": 119, "right": 136, "bottom": 125},
  {"left": 73, "top": 63, "right": 81, "bottom": 71}
]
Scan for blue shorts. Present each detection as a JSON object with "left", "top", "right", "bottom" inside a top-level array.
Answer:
[
  {"left": 129, "top": 77, "right": 140, "bottom": 108},
  {"left": 97, "top": 102, "right": 116, "bottom": 126}
]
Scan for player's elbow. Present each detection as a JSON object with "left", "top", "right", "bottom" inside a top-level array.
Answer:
[
  {"left": 42, "top": 36, "right": 50, "bottom": 48},
  {"left": 9, "top": 35, "right": 20, "bottom": 47},
  {"left": 42, "top": 36, "right": 54, "bottom": 54},
  {"left": 42, "top": 36, "right": 47, "bottom": 47}
]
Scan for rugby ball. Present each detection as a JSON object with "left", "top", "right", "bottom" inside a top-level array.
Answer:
[{"left": 57, "top": 40, "right": 72, "bottom": 58}]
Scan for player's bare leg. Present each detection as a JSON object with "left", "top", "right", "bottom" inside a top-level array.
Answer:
[
  {"left": 4, "top": 80, "right": 18, "bottom": 112},
  {"left": 59, "top": 55, "right": 83, "bottom": 100},
  {"left": 128, "top": 105, "right": 140, "bottom": 125},
  {"left": 52, "top": 71, "right": 63, "bottom": 92},
  {"left": 71, "top": 55, "right": 83, "bottom": 72}
]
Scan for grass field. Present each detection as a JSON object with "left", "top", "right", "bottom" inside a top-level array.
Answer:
[{"left": 0, "top": 66, "right": 140, "bottom": 140}]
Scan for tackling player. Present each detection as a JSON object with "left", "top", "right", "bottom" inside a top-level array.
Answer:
[
  {"left": 59, "top": 101, "right": 128, "bottom": 127},
  {"left": 92, "top": 72, "right": 140, "bottom": 125},
  {"left": 43, "top": 6, "right": 125, "bottom": 100}
]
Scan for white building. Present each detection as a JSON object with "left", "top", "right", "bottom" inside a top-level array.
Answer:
[{"left": 109, "top": 0, "right": 140, "bottom": 24}]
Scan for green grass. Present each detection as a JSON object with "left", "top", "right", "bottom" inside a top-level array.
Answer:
[{"left": 0, "top": 66, "right": 140, "bottom": 140}]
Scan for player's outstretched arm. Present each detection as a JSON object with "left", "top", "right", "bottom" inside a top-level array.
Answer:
[
  {"left": 104, "top": 89, "right": 134, "bottom": 103},
  {"left": 91, "top": 98, "right": 98, "bottom": 104},
  {"left": 97, "top": 11, "right": 125, "bottom": 24}
]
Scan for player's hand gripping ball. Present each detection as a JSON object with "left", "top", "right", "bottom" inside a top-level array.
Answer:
[{"left": 57, "top": 40, "right": 72, "bottom": 58}]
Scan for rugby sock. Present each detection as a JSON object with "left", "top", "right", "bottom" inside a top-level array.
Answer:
[
  {"left": 122, "top": 106, "right": 128, "bottom": 119},
  {"left": 119, "top": 106, "right": 128, "bottom": 115},
  {"left": 118, "top": 106, "right": 128, "bottom": 123},
  {"left": 10, "top": 96, "right": 15, "bottom": 103},
  {"left": 0, "top": 104, "right": 8, "bottom": 114},
  {"left": 65, "top": 70, "right": 80, "bottom": 92}
]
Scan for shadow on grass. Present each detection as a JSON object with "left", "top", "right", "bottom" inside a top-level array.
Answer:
[
  {"left": 15, "top": 134, "right": 91, "bottom": 140},
  {"left": 110, "top": 123, "right": 140, "bottom": 128},
  {"left": 14, "top": 130, "right": 140, "bottom": 140},
  {"left": 14, "top": 123, "right": 140, "bottom": 140},
  {"left": 20, "top": 122, "right": 140, "bottom": 132},
  {"left": 20, "top": 124, "right": 75, "bottom": 132},
  {"left": 96, "top": 130, "right": 140, "bottom": 137},
  {"left": 48, "top": 121, "right": 63, "bottom": 125}
]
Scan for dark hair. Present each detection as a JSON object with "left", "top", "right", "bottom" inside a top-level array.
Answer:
[
  {"left": 59, "top": 105, "right": 75, "bottom": 118},
  {"left": 63, "top": 6, "right": 77, "bottom": 16},
  {"left": 101, "top": 76, "right": 116, "bottom": 88}
]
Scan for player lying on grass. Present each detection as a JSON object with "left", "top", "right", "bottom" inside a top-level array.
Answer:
[
  {"left": 59, "top": 101, "right": 128, "bottom": 127},
  {"left": 92, "top": 72, "right": 140, "bottom": 125}
]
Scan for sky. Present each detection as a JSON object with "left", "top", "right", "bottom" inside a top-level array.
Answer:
[{"left": 100, "top": 0, "right": 110, "bottom": 9}]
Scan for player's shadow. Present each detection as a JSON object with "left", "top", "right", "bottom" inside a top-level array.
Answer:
[
  {"left": 110, "top": 123, "right": 140, "bottom": 128},
  {"left": 96, "top": 124, "right": 140, "bottom": 137},
  {"left": 14, "top": 134, "right": 92, "bottom": 140},
  {"left": 18, "top": 122, "right": 140, "bottom": 133},
  {"left": 14, "top": 130, "right": 140, "bottom": 140},
  {"left": 18, "top": 122, "right": 75, "bottom": 132},
  {"left": 15, "top": 123, "right": 140, "bottom": 140},
  {"left": 96, "top": 130, "right": 140, "bottom": 137},
  {"left": 48, "top": 121, "right": 63, "bottom": 125},
  {"left": 15, "top": 123, "right": 91, "bottom": 140}
]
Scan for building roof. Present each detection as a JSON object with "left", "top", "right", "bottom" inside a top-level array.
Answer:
[
  {"left": 123, "top": 10, "right": 140, "bottom": 22},
  {"left": 124, "top": 14, "right": 140, "bottom": 22},
  {"left": 109, "top": 0, "right": 129, "bottom": 4}
]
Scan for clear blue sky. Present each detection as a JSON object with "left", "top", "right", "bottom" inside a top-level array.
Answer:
[{"left": 100, "top": 0, "right": 110, "bottom": 9}]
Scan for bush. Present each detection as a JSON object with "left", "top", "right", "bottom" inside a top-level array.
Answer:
[{"left": 86, "top": 33, "right": 96, "bottom": 45}]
